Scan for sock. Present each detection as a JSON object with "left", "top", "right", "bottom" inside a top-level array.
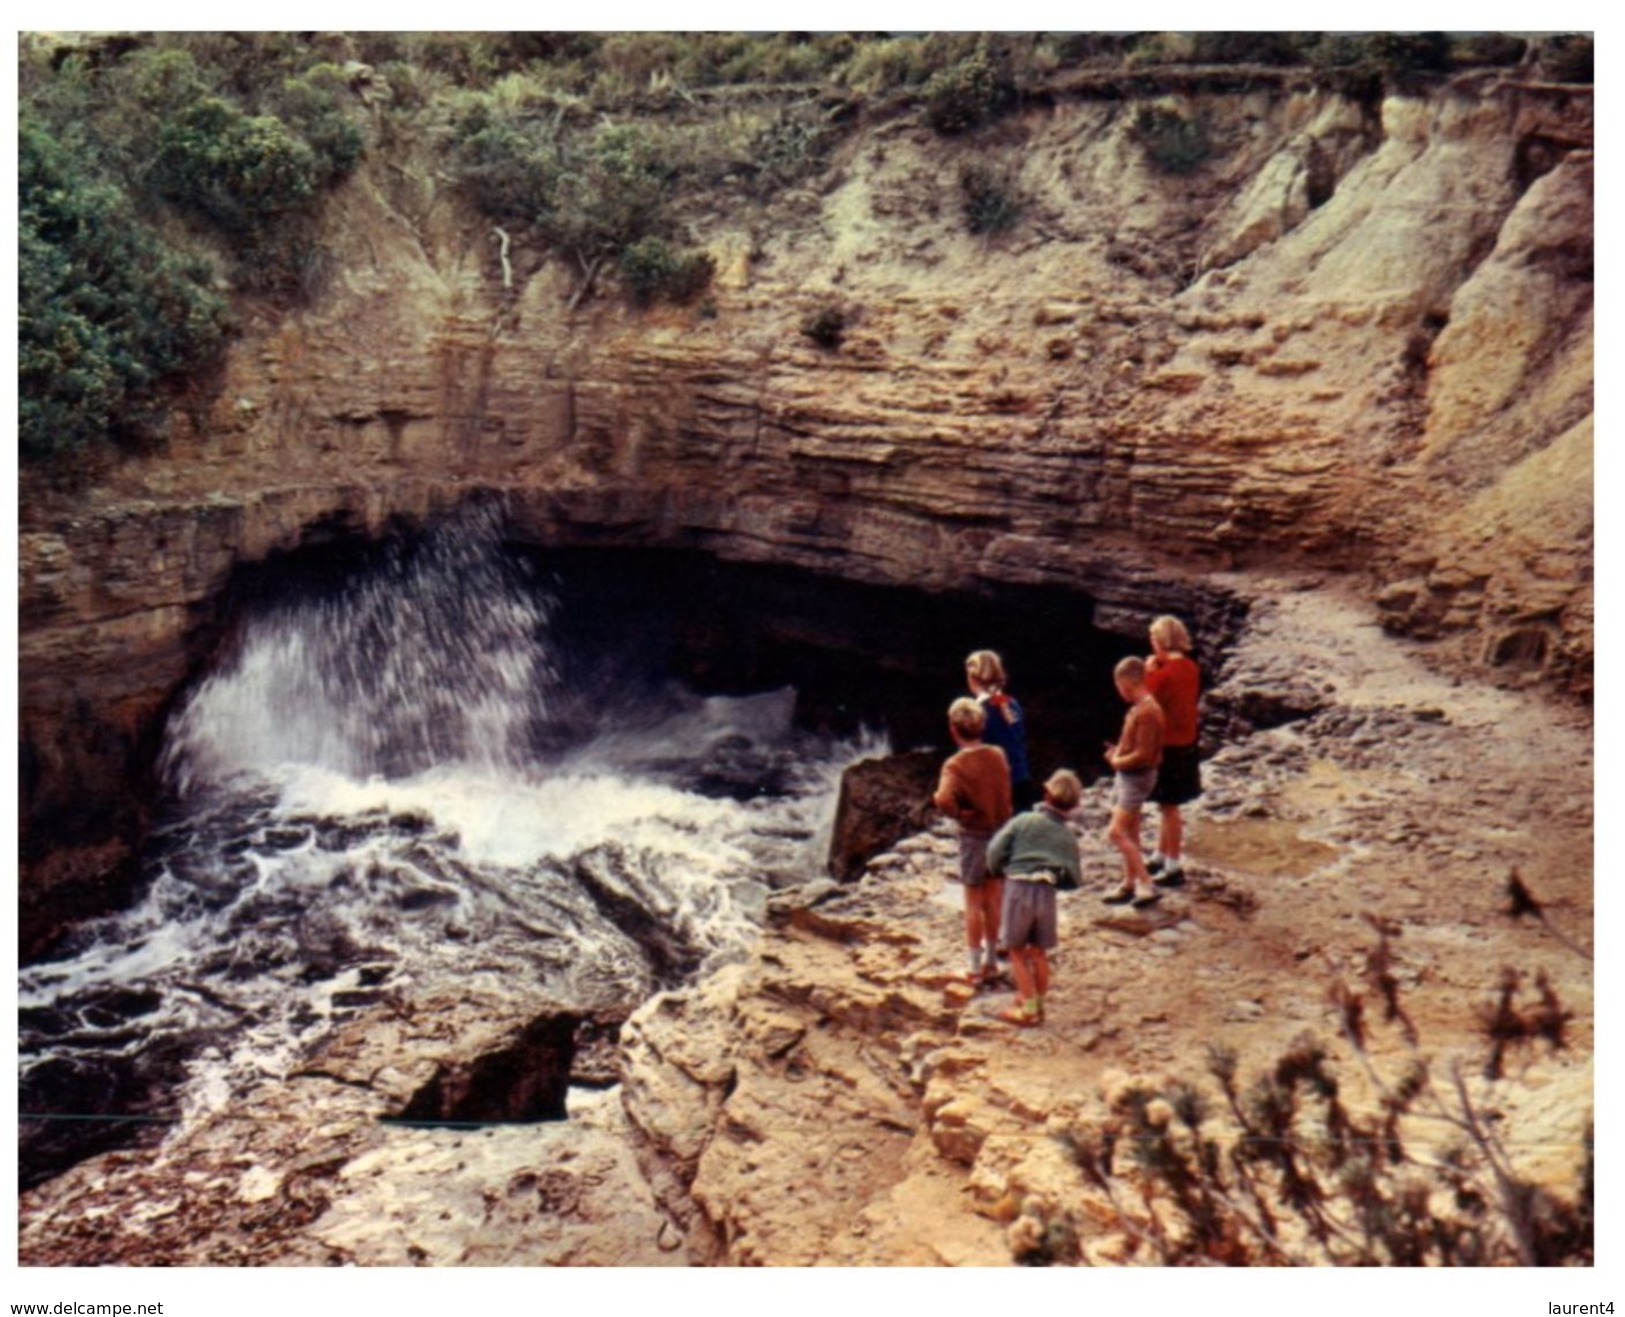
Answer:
[
  {"left": 966, "top": 948, "right": 983, "bottom": 975},
  {"left": 1163, "top": 855, "right": 1184, "bottom": 873},
  {"left": 984, "top": 944, "right": 1001, "bottom": 970}
]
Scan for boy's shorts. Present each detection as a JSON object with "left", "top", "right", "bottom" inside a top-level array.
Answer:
[
  {"left": 1114, "top": 767, "right": 1157, "bottom": 812},
  {"left": 1001, "top": 875, "right": 1058, "bottom": 950},
  {"left": 954, "top": 831, "right": 993, "bottom": 887}
]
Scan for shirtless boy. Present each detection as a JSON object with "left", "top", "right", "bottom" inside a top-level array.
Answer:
[{"left": 1102, "top": 656, "right": 1165, "bottom": 908}]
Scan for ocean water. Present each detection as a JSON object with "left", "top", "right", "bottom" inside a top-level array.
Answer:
[{"left": 18, "top": 505, "right": 881, "bottom": 1187}]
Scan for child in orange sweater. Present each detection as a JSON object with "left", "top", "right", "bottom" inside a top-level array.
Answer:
[{"left": 933, "top": 697, "right": 1014, "bottom": 984}]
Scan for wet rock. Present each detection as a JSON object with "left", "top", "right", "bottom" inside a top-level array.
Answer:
[{"left": 572, "top": 843, "right": 704, "bottom": 985}]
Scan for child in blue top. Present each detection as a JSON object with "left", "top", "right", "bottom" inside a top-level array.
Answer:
[{"left": 965, "top": 650, "right": 1035, "bottom": 811}]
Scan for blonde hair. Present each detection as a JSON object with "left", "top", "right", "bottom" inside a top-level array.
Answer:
[
  {"left": 1150, "top": 614, "right": 1192, "bottom": 654},
  {"left": 948, "top": 697, "right": 987, "bottom": 738},
  {"left": 1044, "top": 769, "right": 1083, "bottom": 812},
  {"left": 965, "top": 650, "right": 1007, "bottom": 689},
  {"left": 1115, "top": 656, "right": 1147, "bottom": 685}
]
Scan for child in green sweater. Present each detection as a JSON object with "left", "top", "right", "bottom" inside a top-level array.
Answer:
[{"left": 986, "top": 769, "right": 1083, "bottom": 1025}]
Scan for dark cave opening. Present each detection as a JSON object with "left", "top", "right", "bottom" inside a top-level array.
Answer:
[
  {"left": 200, "top": 521, "right": 1232, "bottom": 793},
  {"left": 519, "top": 544, "right": 1195, "bottom": 790}
]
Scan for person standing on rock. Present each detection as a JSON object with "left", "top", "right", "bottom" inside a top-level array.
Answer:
[
  {"left": 965, "top": 650, "right": 1036, "bottom": 812},
  {"left": 1144, "top": 614, "right": 1202, "bottom": 889},
  {"left": 1102, "top": 657, "right": 1165, "bottom": 908},
  {"left": 933, "top": 697, "right": 1014, "bottom": 986},
  {"left": 986, "top": 769, "right": 1083, "bottom": 1026}
]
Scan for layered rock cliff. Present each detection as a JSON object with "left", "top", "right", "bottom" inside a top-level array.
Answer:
[{"left": 19, "top": 72, "right": 1592, "bottom": 954}]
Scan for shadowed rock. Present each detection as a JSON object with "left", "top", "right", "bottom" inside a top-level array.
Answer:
[{"left": 827, "top": 749, "right": 941, "bottom": 882}]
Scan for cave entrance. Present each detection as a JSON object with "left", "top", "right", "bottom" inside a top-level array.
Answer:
[{"left": 520, "top": 544, "right": 1158, "bottom": 787}]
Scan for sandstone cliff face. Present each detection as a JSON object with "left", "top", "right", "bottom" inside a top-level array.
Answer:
[{"left": 17, "top": 76, "right": 1592, "bottom": 948}]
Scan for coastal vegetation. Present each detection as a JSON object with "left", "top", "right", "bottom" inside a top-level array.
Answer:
[{"left": 18, "top": 27, "right": 1592, "bottom": 468}]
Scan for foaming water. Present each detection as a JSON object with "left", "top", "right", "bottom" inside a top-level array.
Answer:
[
  {"left": 20, "top": 506, "right": 883, "bottom": 1187},
  {"left": 160, "top": 505, "right": 555, "bottom": 790}
]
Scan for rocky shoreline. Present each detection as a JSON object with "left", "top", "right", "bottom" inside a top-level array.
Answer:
[{"left": 19, "top": 572, "right": 1592, "bottom": 1266}]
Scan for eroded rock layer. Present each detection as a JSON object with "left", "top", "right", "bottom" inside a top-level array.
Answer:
[{"left": 19, "top": 77, "right": 1591, "bottom": 953}]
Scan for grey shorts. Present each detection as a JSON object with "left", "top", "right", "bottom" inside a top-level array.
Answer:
[
  {"left": 954, "top": 831, "right": 993, "bottom": 887},
  {"left": 1114, "top": 767, "right": 1158, "bottom": 812},
  {"left": 1001, "top": 876, "right": 1058, "bottom": 951}
]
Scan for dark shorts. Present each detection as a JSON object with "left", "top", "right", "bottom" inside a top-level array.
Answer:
[
  {"left": 1149, "top": 743, "right": 1202, "bottom": 806},
  {"left": 954, "top": 831, "right": 993, "bottom": 887},
  {"left": 1001, "top": 876, "right": 1058, "bottom": 951}
]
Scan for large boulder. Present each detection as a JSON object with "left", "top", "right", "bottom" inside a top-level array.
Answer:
[{"left": 826, "top": 749, "right": 942, "bottom": 882}]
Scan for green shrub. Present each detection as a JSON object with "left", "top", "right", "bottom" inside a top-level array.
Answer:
[
  {"left": 375, "top": 58, "right": 448, "bottom": 111},
  {"left": 1124, "top": 33, "right": 1194, "bottom": 67},
  {"left": 1367, "top": 31, "right": 1452, "bottom": 74},
  {"left": 1133, "top": 103, "right": 1212, "bottom": 175},
  {"left": 549, "top": 121, "right": 674, "bottom": 263},
  {"left": 1189, "top": 32, "right": 1311, "bottom": 66},
  {"left": 452, "top": 110, "right": 682, "bottom": 278},
  {"left": 19, "top": 114, "right": 228, "bottom": 462},
  {"left": 118, "top": 46, "right": 210, "bottom": 121},
  {"left": 1539, "top": 34, "right": 1594, "bottom": 83},
  {"left": 276, "top": 63, "right": 367, "bottom": 186},
  {"left": 395, "top": 33, "right": 507, "bottom": 87},
  {"left": 1306, "top": 31, "right": 1451, "bottom": 78},
  {"left": 959, "top": 163, "right": 1023, "bottom": 236},
  {"left": 749, "top": 106, "right": 833, "bottom": 193},
  {"left": 924, "top": 48, "right": 1015, "bottom": 134},
  {"left": 841, "top": 37, "right": 932, "bottom": 92},
  {"left": 154, "top": 97, "right": 321, "bottom": 230},
  {"left": 1447, "top": 33, "right": 1529, "bottom": 69},
  {"left": 453, "top": 110, "right": 563, "bottom": 222},
  {"left": 1046, "top": 33, "right": 1136, "bottom": 68},
  {"left": 618, "top": 237, "right": 715, "bottom": 306},
  {"left": 800, "top": 304, "right": 848, "bottom": 350}
]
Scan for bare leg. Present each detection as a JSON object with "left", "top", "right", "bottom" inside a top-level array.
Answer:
[
  {"left": 1157, "top": 803, "right": 1184, "bottom": 862},
  {"left": 982, "top": 877, "right": 1005, "bottom": 958},
  {"left": 963, "top": 890, "right": 986, "bottom": 952},
  {"left": 1108, "top": 806, "right": 1152, "bottom": 894},
  {"left": 1009, "top": 946, "right": 1037, "bottom": 1003}
]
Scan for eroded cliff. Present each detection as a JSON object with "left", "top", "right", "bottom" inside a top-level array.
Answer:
[{"left": 19, "top": 72, "right": 1591, "bottom": 962}]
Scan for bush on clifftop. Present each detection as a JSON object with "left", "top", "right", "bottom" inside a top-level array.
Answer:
[
  {"left": 19, "top": 114, "right": 229, "bottom": 462},
  {"left": 618, "top": 237, "right": 716, "bottom": 307}
]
